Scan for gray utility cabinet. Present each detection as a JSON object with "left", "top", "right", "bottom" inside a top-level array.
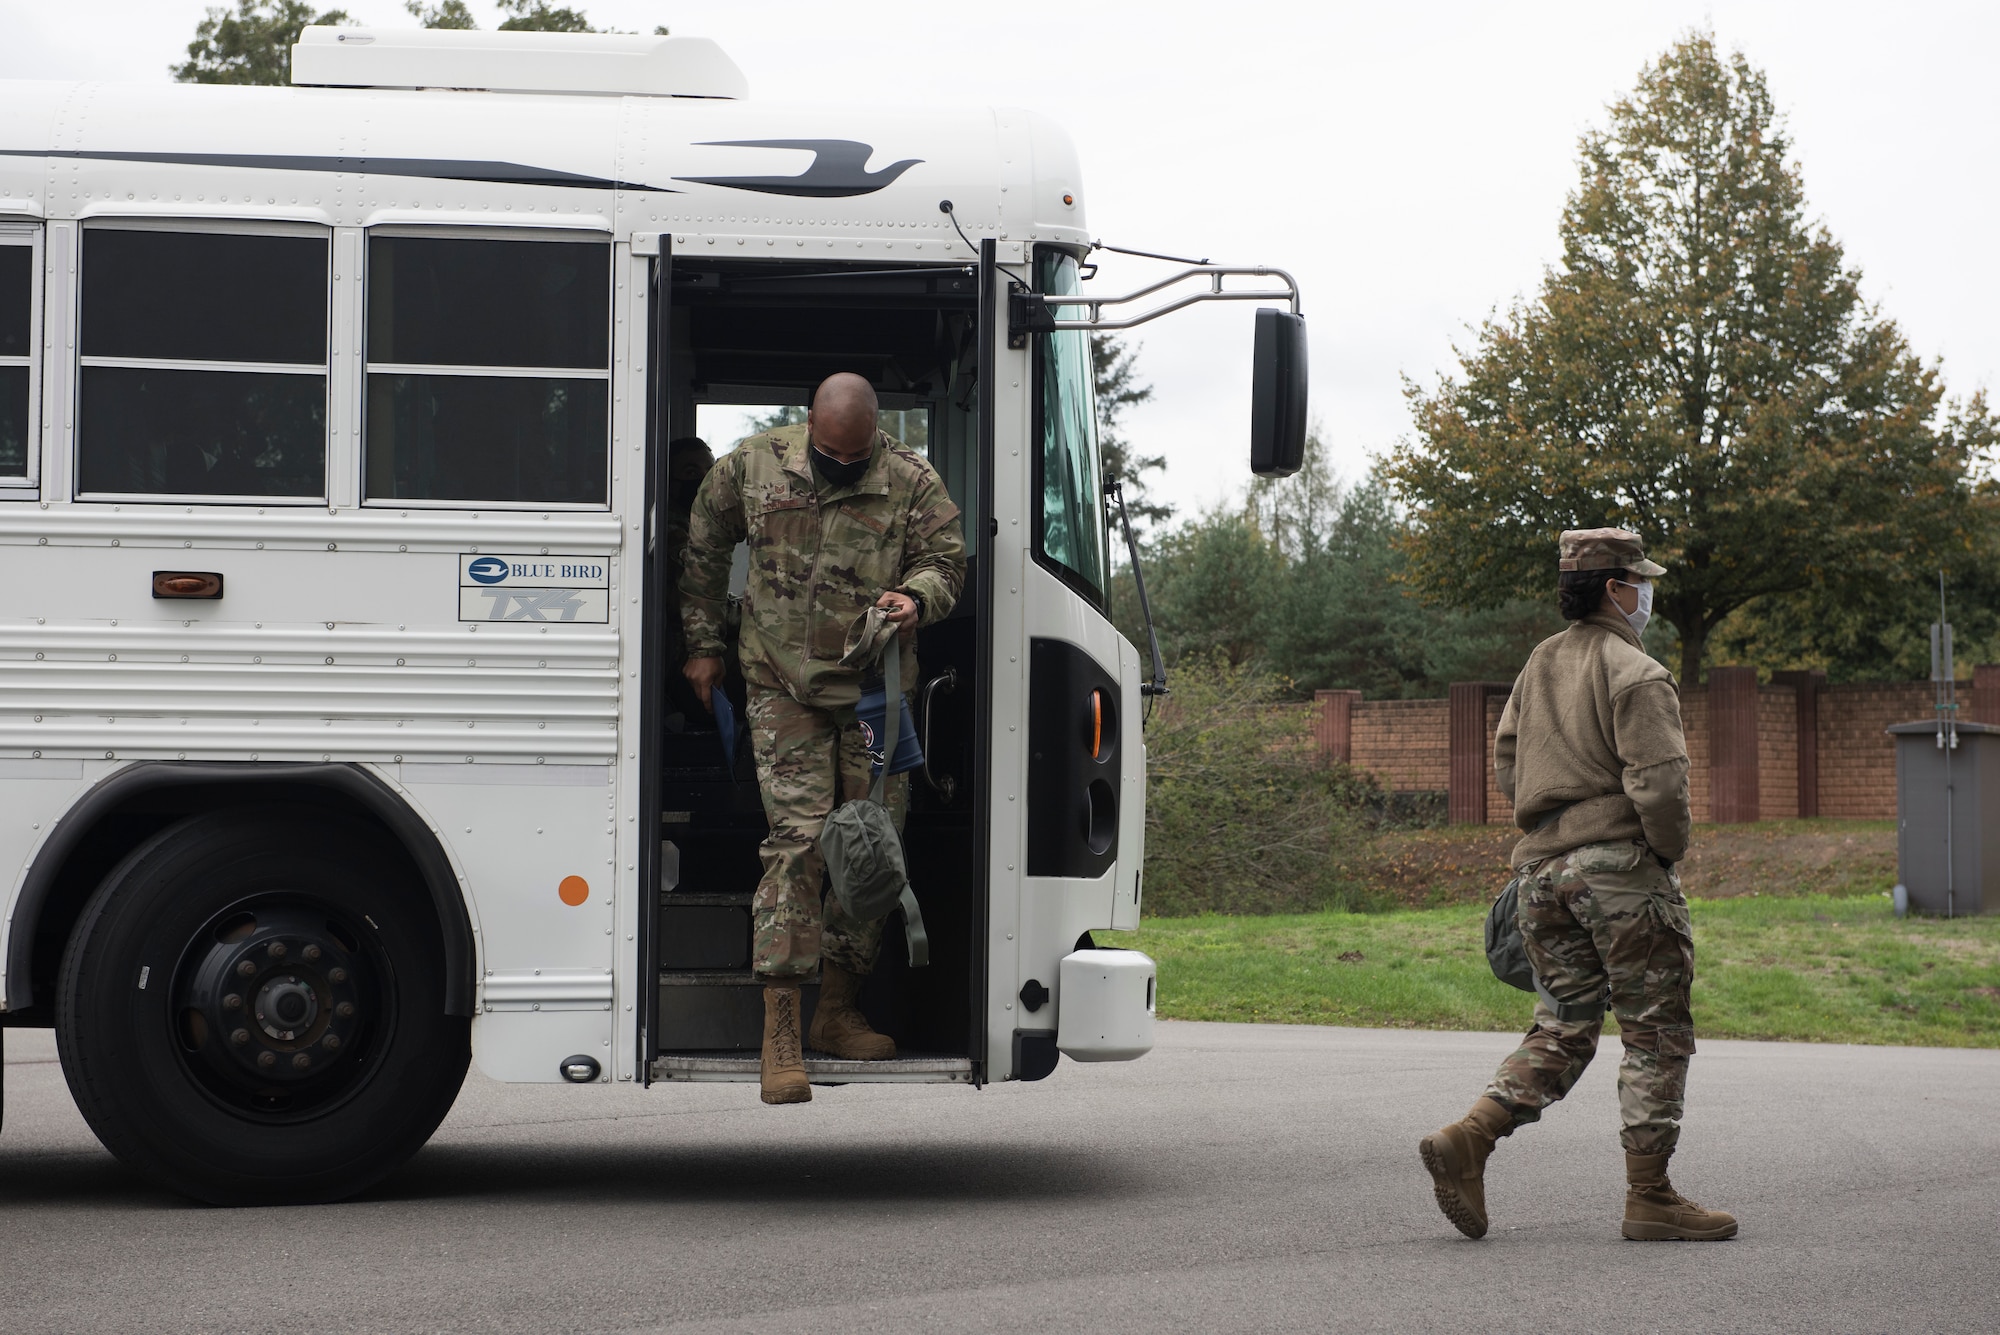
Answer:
[{"left": 1889, "top": 720, "right": 2000, "bottom": 915}]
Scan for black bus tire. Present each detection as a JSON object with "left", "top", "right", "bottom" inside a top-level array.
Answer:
[{"left": 54, "top": 807, "right": 470, "bottom": 1206}]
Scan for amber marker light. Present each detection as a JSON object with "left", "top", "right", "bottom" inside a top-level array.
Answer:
[
  {"left": 558, "top": 876, "right": 590, "bottom": 906},
  {"left": 1091, "top": 689, "right": 1104, "bottom": 759}
]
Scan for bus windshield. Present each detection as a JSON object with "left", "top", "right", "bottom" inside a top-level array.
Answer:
[{"left": 1033, "top": 251, "right": 1106, "bottom": 601}]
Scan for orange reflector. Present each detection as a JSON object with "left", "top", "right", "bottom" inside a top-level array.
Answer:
[
  {"left": 1091, "top": 690, "right": 1103, "bottom": 760},
  {"left": 558, "top": 876, "right": 589, "bottom": 906}
]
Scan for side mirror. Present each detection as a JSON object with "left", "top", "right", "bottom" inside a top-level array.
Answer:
[{"left": 1249, "top": 308, "right": 1308, "bottom": 477}]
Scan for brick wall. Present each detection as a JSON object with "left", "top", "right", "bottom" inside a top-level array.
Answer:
[
  {"left": 1484, "top": 692, "right": 1513, "bottom": 828},
  {"left": 1348, "top": 698, "right": 1449, "bottom": 793},
  {"left": 1681, "top": 689, "right": 1711, "bottom": 823},
  {"left": 1816, "top": 682, "right": 1934, "bottom": 818},
  {"left": 1757, "top": 687, "right": 1802, "bottom": 821},
  {"left": 1318, "top": 672, "right": 1971, "bottom": 823}
]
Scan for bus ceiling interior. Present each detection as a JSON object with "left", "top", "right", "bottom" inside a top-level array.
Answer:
[{"left": 653, "top": 257, "right": 983, "bottom": 1063}]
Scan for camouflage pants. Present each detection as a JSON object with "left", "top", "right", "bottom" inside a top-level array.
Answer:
[
  {"left": 1483, "top": 839, "right": 1698, "bottom": 1155},
  {"left": 745, "top": 685, "right": 908, "bottom": 979}
]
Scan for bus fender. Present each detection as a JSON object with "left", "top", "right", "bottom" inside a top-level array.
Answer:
[{"left": 5, "top": 762, "right": 476, "bottom": 1017}]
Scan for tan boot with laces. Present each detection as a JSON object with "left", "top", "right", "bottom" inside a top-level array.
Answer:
[
  {"left": 759, "top": 981, "right": 811, "bottom": 1105},
  {"left": 808, "top": 963, "right": 896, "bottom": 1060},
  {"left": 1621, "top": 1151, "right": 1738, "bottom": 1240},
  {"left": 1418, "top": 1096, "right": 1514, "bottom": 1238}
]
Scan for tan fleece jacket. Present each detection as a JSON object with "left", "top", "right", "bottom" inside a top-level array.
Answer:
[{"left": 1494, "top": 606, "right": 1692, "bottom": 868}]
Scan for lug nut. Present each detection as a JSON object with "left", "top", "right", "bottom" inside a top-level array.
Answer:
[
  {"left": 322, "top": 1033, "right": 341, "bottom": 1051},
  {"left": 328, "top": 967, "right": 348, "bottom": 984},
  {"left": 267, "top": 942, "right": 287, "bottom": 959},
  {"left": 230, "top": 1028, "right": 251, "bottom": 1046},
  {"left": 222, "top": 993, "right": 242, "bottom": 1011},
  {"left": 257, "top": 1051, "right": 276, "bottom": 1068},
  {"left": 236, "top": 960, "right": 257, "bottom": 977},
  {"left": 302, "top": 944, "right": 322, "bottom": 962},
  {"left": 334, "top": 1002, "right": 355, "bottom": 1018},
  {"left": 292, "top": 1053, "right": 312, "bottom": 1070}
]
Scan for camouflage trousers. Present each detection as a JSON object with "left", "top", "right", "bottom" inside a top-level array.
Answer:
[
  {"left": 745, "top": 685, "right": 908, "bottom": 979},
  {"left": 1483, "top": 839, "right": 1698, "bottom": 1155}
]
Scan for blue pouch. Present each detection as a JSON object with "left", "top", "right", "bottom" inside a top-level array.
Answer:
[
  {"left": 857, "top": 684, "right": 924, "bottom": 777},
  {"left": 711, "top": 686, "right": 746, "bottom": 776}
]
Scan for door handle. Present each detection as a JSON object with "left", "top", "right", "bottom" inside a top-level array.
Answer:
[{"left": 920, "top": 667, "right": 958, "bottom": 802}]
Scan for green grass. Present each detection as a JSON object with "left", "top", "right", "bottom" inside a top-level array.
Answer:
[{"left": 1111, "top": 893, "right": 2000, "bottom": 1048}]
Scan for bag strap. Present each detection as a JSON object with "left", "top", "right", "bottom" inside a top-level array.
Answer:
[
  {"left": 899, "top": 884, "right": 929, "bottom": 968},
  {"left": 871, "top": 633, "right": 899, "bottom": 803},
  {"left": 1535, "top": 975, "right": 1608, "bottom": 1023},
  {"left": 872, "top": 632, "right": 928, "bottom": 967}
]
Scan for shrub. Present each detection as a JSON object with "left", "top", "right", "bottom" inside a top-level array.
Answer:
[{"left": 1141, "top": 657, "right": 1384, "bottom": 915}]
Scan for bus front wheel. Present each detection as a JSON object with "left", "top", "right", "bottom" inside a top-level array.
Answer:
[{"left": 55, "top": 808, "right": 469, "bottom": 1206}]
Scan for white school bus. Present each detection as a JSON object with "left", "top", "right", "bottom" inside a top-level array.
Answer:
[{"left": 0, "top": 28, "right": 1307, "bottom": 1204}]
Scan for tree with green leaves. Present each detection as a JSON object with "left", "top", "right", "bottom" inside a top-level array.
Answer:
[
  {"left": 1705, "top": 491, "right": 2000, "bottom": 681},
  {"left": 1248, "top": 435, "right": 1557, "bottom": 695},
  {"left": 494, "top": 0, "right": 596, "bottom": 31},
  {"left": 1092, "top": 333, "right": 1167, "bottom": 526},
  {"left": 177, "top": 0, "right": 665, "bottom": 85},
  {"left": 1117, "top": 441, "right": 1555, "bottom": 694},
  {"left": 1137, "top": 508, "right": 1281, "bottom": 669},
  {"left": 405, "top": 1, "right": 476, "bottom": 27},
  {"left": 173, "top": 0, "right": 351, "bottom": 84},
  {"left": 1388, "top": 32, "right": 1996, "bottom": 684}
]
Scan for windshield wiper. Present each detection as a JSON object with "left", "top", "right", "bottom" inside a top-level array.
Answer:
[{"left": 1106, "top": 476, "right": 1168, "bottom": 707}]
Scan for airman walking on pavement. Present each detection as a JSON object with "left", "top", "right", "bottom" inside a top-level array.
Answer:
[{"left": 1420, "top": 528, "right": 1739, "bottom": 1241}]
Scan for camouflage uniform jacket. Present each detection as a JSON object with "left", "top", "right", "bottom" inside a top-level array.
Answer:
[
  {"left": 1495, "top": 606, "right": 1692, "bottom": 868},
  {"left": 679, "top": 424, "right": 966, "bottom": 706}
]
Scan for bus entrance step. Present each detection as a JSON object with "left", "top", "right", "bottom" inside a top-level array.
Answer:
[{"left": 650, "top": 1052, "right": 976, "bottom": 1084}]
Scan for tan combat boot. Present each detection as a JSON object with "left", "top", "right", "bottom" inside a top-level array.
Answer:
[
  {"left": 759, "top": 982, "right": 811, "bottom": 1105},
  {"left": 1621, "top": 1151, "right": 1738, "bottom": 1240},
  {"left": 1418, "top": 1096, "right": 1514, "bottom": 1238},
  {"left": 808, "top": 963, "right": 896, "bottom": 1060}
]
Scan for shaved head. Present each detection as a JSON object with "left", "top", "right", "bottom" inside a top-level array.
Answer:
[{"left": 808, "top": 373, "right": 879, "bottom": 461}]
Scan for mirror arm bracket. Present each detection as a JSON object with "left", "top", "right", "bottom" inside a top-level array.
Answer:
[{"left": 1008, "top": 265, "right": 1302, "bottom": 343}]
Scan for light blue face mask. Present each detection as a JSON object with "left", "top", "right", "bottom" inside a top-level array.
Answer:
[{"left": 1613, "top": 579, "right": 1653, "bottom": 636}]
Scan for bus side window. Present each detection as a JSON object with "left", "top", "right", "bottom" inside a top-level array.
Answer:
[
  {"left": 363, "top": 234, "right": 611, "bottom": 507},
  {"left": 0, "top": 233, "right": 32, "bottom": 484},
  {"left": 77, "top": 226, "right": 329, "bottom": 500}
]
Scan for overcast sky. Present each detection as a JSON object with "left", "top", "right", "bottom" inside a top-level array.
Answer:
[{"left": 4, "top": 1, "right": 1995, "bottom": 520}]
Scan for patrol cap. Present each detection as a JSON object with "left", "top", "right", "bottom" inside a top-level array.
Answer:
[{"left": 1558, "top": 527, "right": 1666, "bottom": 577}]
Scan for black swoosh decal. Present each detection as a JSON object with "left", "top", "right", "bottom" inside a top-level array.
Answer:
[
  {"left": 0, "top": 149, "right": 673, "bottom": 192},
  {"left": 674, "top": 139, "right": 921, "bottom": 198}
]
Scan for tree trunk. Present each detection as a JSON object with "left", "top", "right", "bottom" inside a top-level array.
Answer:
[{"left": 1678, "top": 620, "right": 1706, "bottom": 685}]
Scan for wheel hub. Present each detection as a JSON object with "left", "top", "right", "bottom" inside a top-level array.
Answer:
[
  {"left": 253, "top": 975, "right": 320, "bottom": 1041},
  {"left": 179, "top": 906, "right": 370, "bottom": 1093}
]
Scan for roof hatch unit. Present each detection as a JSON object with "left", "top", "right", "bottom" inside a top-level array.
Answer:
[{"left": 290, "top": 27, "right": 749, "bottom": 99}]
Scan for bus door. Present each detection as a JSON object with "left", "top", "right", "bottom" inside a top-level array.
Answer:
[{"left": 637, "top": 244, "right": 991, "bottom": 1083}]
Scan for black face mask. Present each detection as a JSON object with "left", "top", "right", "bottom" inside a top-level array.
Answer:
[{"left": 810, "top": 443, "right": 870, "bottom": 490}]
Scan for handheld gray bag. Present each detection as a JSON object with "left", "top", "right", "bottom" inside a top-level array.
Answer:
[
  {"left": 1484, "top": 874, "right": 1536, "bottom": 994},
  {"left": 819, "top": 614, "right": 930, "bottom": 967}
]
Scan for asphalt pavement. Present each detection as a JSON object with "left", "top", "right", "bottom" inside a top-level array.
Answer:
[{"left": 2, "top": 1020, "right": 1994, "bottom": 1334}]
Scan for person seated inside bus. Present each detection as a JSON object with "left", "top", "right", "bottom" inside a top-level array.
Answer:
[
  {"left": 663, "top": 435, "right": 715, "bottom": 582},
  {"left": 678, "top": 373, "right": 966, "bottom": 1106}
]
